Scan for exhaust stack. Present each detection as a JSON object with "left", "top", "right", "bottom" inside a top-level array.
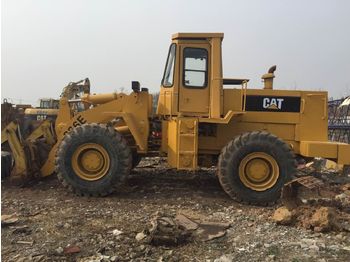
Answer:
[{"left": 262, "top": 65, "right": 277, "bottom": 90}]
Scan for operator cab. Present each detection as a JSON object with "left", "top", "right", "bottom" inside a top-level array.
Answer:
[
  {"left": 157, "top": 33, "right": 247, "bottom": 119},
  {"left": 39, "top": 98, "right": 60, "bottom": 109},
  {"left": 157, "top": 33, "right": 224, "bottom": 118}
]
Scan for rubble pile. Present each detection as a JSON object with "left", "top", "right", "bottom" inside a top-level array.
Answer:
[
  {"left": 273, "top": 159, "right": 350, "bottom": 234},
  {"left": 1, "top": 157, "right": 350, "bottom": 261}
]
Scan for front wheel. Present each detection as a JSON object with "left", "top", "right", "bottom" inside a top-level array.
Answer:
[
  {"left": 56, "top": 123, "right": 131, "bottom": 196},
  {"left": 217, "top": 131, "right": 296, "bottom": 205}
]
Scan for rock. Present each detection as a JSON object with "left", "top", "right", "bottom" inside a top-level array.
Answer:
[
  {"left": 137, "top": 244, "right": 146, "bottom": 252},
  {"left": 148, "top": 215, "right": 192, "bottom": 246},
  {"left": 16, "top": 240, "right": 34, "bottom": 245},
  {"left": 1, "top": 214, "right": 19, "bottom": 227},
  {"left": 324, "top": 159, "right": 342, "bottom": 171},
  {"left": 64, "top": 245, "right": 81, "bottom": 254},
  {"left": 136, "top": 232, "right": 147, "bottom": 241},
  {"left": 112, "top": 229, "right": 123, "bottom": 235},
  {"left": 214, "top": 254, "right": 234, "bottom": 262},
  {"left": 195, "top": 221, "right": 230, "bottom": 241},
  {"left": 305, "top": 161, "right": 314, "bottom": 168},
  {"left": 12, "top": 225, "right": 31, "bottom": 235},
  {"left": 272, "top": 207, "right": 293, "bottom": 225},
  {"left": 328, "top": 244, "right": 340, "bottom": 251},
  {"left": 336, "top": 233, "right": 343, "bottom": 240},
  {"left": 310, "top": 207, "right": 338, "bottom": 232},
  {"left": 175, "top": 214, "right": 199, "bottom": 230},
  {"left": 342, "top": 246, "right": 350, "bottom": 251},
  {"left": 341, "top": 183, "right": 350, "bottom": 191},
  {"left": 55, "top": 246, "right": 64, "bottom": 254},
  {"left": 309, "top": 244, "right": 319, "bottom": 252},
  {"left": 335, "top": 193, "right": 347, "bottom": 201}
]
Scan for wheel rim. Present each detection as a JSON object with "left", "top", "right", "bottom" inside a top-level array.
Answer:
[
  {"left": 72, "top": 143, "right": 110, "bottom": 181},
  {"left": 238, "top": 152, "right": 279, "bottom": 191}
]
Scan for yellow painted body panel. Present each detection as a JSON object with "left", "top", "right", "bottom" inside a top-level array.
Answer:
[
  {"left": 157, "top": 32, "right": 350, "bottom": 167},
  {"left": 167, "top": 119, "right": 178, "bottom": 168},
  {"left": 300, "top": 141, "right": 350, "bottom": 165},
  {"left": 167, "top": 118, "right": 198, "bottom": 169},
  {"left": 196, "top": 88, "right": 341, "bottom": 162},
  {"left": 25, "top": 108, "right": 59, "bottom": 116}
]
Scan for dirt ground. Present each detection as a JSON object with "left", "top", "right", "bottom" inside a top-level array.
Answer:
[{"left": 2, "top": 157, "right": 350, "bottom": 262}]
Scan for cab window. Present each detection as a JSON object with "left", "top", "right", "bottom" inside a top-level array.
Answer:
[
  {"left": 183, "top": 48, "right": 208, "bottom": 88},
  {"left": 162, "top": 44, "right": 176, "bottom": 87}
]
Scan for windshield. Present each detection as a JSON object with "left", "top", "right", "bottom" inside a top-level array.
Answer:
[
  {"left": 40, "top": 100, "right": 50, "bottom": 109},
  {"left": 162, "top": 43, "right": 176, "bottom": 87}
]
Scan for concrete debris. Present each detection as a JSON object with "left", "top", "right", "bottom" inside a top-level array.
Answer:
[
  {"left": 310, "top": 207, "right": 339, "bottom": 232},
  {"left": 148, "top": 214, "right": 192, "bottom": 246},
  {"left": 274, "top": 205, "right": 347, "bottom": 233},
  {"left": 272, "top": 207, "right": 293, "bottom": 225},
  {"left": 175, "top": 213, "right": 199, "bottom": 230},
  {"left": 214, "top": 254, "right": 234, "bottom": 262},
  {"left": 12, "top": 225, "right": 31, "bottom": 235},
  {"left": 138, "top": 212, "right": 231, "bottom": 246},
  {"left": 63, "top": 245, "right": 81, "bottom": 254},
  {"left": 324, "top": 159, "right": 343, "bottom": 171},
  {"left": 195, "top": 221, "right": 230, "bottom": 241},
  {"left": 55, "top": 246, "right": 64, "bottom": 254},
  {"left": 16, "top": 240, "right": 34, "bottom": 245},
  {"left": 1, "top": 214, "right": 19, "bottom": 227},
  {"left": 112, "top": 229, "right": 123, "bottom": 236},
  {"left": 341, "top": 183, "right": 350, "bottom": 191},
  {"left": 135, "top": 232, "right": 147, "bottom": 241}
]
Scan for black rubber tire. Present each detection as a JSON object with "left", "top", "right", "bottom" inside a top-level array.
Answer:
[
  {"left": 56, "top": 123, "right": 132, "bottom": 196},
  {"left": 1, "top": 151, "right": 12, "bottom": 179},
  {"left": 217, "top": 131, "right": 296, "bottom": 206}
]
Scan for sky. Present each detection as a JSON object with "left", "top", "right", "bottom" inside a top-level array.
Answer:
[{"left": 2, "top": 0, "right": 350, "bottom": 105}]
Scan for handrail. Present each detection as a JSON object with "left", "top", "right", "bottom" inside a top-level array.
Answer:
[{"left": 241, "top": 80, "right": 248, "bottom": 112}]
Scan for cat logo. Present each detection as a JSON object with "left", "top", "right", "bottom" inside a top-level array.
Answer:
[{"left": 262, "top": 98, "right": 284, "bottom": 110}]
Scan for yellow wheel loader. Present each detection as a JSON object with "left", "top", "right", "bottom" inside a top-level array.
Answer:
[{"left": 2, "top": 33, "right": 350, "bottom": 205}]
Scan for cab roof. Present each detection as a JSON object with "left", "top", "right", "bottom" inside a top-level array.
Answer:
[{"left": 172, "top": 32, "right": 224, "bottom": 40}]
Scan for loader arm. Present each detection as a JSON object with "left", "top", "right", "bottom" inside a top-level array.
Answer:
[
  {"left": 1, "top": 122, "right": 27, "bottom": 177},
  {"left": 1, "top": 120, "right": 57, "bottom": 178},
  {"left": 40, "top": 90, "right": 151, "bottom": 177}
]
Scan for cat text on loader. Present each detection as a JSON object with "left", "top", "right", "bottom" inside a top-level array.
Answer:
[{"left": 2, "top": 33, "right": 350, "bottom": 206}]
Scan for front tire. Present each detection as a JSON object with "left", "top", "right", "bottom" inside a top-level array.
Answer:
[
  {"left": 56, "top": 124, "right": 131, "bottom": 196},
  {"left": 217, "top": 131, "right": 296, "bottom": 205}
]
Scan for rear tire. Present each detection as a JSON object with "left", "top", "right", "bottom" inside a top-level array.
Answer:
[
  {"left": 217, "top": 131, "right": 296, "bottom": 205},
  {"left": 1, "top": 152, "right": 12, "bottom": 179},
  {"left": 56, "top": 123, "right": 131, "bottom": 196}
]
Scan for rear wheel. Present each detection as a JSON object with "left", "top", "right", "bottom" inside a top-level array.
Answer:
[
  {"left": 217, "top": 131, "right": 296, "bottom": 205},
  {"left": 1, "top": 152, "right": 12, "bottom": 179},
  {"left": 56, "top": 123, "right": 131, "bottom": 196}
]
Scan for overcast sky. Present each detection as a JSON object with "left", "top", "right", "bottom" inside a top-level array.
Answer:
[{"left": 2, "top": 0, "right": 350, "bottom": 105}]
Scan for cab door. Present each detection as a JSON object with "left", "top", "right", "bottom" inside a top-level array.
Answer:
[{"left": 178, "top": 44, "right": 210, "bottom": 115}]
